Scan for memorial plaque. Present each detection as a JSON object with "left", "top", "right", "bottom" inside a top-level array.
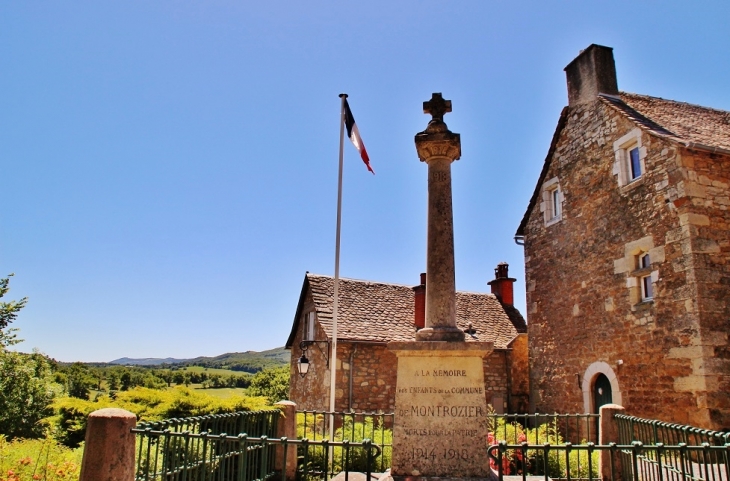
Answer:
[{"left": 389, "top": 342, "right": 493, "bottom": 478}]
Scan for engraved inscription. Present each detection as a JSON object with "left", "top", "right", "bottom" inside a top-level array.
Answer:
[
  {"left": 391, "top": 349, "right": 492, "bottom": 477},
  {"left": 430, "top": 171, "right": 448, "bottom": 183}
]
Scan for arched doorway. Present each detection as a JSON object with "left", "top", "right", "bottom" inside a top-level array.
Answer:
[
  {"left": 592, "top": 373, "right": 613, "bottom": 438},
  {"left": 593, "top": 373, "right": 613, "bottom": 412},
  {"left": 582, "top": 362, "right": 622, "bottom": 442}
]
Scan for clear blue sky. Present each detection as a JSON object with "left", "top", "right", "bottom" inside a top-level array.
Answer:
[{"left": 2, "top": 1, "right": 729, "bottom": 362}]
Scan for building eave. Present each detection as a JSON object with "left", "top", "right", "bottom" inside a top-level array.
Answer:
[
  {"left": 515, "top": 106, "right": 570, "bottom": 237},
  {"left": 284, "top": 273, "right": 311, "bottom": 349}
]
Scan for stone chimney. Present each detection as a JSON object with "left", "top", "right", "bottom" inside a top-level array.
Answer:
[
  {"left": 413, "top": 273, "right": 426, "bottom": 330},
  {"left": 487, "top": 262, "right": 516, "bottom": 306},
  {"left": 564, "top": 44, "right": 618, "bottom": 106}
]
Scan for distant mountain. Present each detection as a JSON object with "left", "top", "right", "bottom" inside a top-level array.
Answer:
[
  {"left": 109, "top": 357, "right": 190, "bottom": 366},
  {"left": 109, "top": 347, "right": 290, "bottom": 372}
]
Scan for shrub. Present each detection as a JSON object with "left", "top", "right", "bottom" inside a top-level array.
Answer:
[
  {"left": 0, "top": 435, "right": 82, "bottom": 481},
  {"left": 48, "top": 386, "right": 271, "bottom": 447},
  {"left": 296, "top": 414, "right": 392, "bottom": 477},
  {"left": 0, "top": 351, "right": 61, "bottom": 440},
  {"left": 488, "top": 416, "right": 598, "bottom": 479}
]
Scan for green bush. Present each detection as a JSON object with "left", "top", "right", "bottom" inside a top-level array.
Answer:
[
  {"left": 48, "top": 386, "right": 271, "bottom": 447},
  {"left": 0, "top": 351, "right": 61, "bottom": 440},
  {"left": 488, "top": 415, "right": 598, "bottom": 478},
  {"left": 296, "top": 414, "right": 392, "bottom": 476},
  {"left": 0, "top": 435, "right": 83, "bottom": 481}
]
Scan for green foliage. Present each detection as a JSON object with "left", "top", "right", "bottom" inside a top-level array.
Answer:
[
  {"left": 296, "top": 414, "right": 392, "bottom": 477},
  {"left": 247, "top": 365, "right": 289, "bottom": 404},
  {"left": 0, "top": 274, "right": 27, "bottom": 349},
  {"left": 0, "top": 435, "right": 83, "bottom": 481},
  {"left": 0, "top": 351, "right": 61, "bottom": 439},
  {"left": 488, "top": 415, "right": 599, "bottom": 478},
  {"left": 63, "top": 363, "right": 96, "bottom": 399},
  {"left": 333, "top": 418, "right": 392, "bottom": 472},
  {"left": 48, "top": 386, "right": 271, "bottom": 447}
]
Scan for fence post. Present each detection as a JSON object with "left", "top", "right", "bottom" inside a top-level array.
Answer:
[
  {"left": 275, "top": 400, "right": 298, "bottom": 481},
  {"left": 599, "top": 404, "right": 625, "bottom": 481},
  {"left": 79, "top": 408, "right": 137, "bottom": 481}
]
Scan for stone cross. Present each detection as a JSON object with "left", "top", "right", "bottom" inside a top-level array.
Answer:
[
  {"left": 423, "top": 92, "right": 452, "bottom": 122},
  {"left": 414, "top": 93, "right": 464, "bottom": 342}
]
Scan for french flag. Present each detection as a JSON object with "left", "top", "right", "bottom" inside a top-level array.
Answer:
[{"left": 343, "top": 99, "right": 374, "bottom": 174}]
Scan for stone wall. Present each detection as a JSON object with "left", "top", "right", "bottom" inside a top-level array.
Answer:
[
  {"left": 507, "top": 334, "right": 530, "bottom": 413},
  {"left": 288, "top": 289, "right": 329, "bottom": 411},
  {"left": 290, "top": 328, "right": 525, "bottom": 415},
  {"left": 675, "top": 148, "right": 730, "bottom": 429},
  {"left": 523, "top": 98, "right": 730, "bottom": 429}
]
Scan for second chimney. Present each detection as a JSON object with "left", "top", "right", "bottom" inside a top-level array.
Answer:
[
  {"left": 564, "top": 44, "right": 618, "bottom": 106},
  {"left": 414, "top": 273, "right": 426, "bottom": 329},
  {"left": 488, "top": 262, "right": 516, "bottom": 306}
]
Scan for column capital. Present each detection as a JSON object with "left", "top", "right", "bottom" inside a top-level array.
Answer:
[{"left": 415, "top": 93, "right": 461, "bottom": 163}]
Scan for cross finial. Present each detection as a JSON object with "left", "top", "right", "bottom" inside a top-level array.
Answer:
[{"left": 423, "top": 93, "right": 452, "bottom": 122}]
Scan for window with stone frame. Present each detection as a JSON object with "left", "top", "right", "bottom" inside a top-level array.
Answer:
[
  {"left": 541, "top": 177, "right": 563, "bottom": 227},
  {"left": 613, "top": 128, "right": 646, "bottom": 188},
  {"left": 303, "top": 311, "right": 315, "bottom": 340},
  {"left": 638, "top": 253, "right": 653, "bottom": 301},
  {"left": 614, "top": 236, "right": 663, "bottom": 310}
]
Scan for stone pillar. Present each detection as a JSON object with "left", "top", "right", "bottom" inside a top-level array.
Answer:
[
  {"left": 599, "top": 404, "right": 625, "bottom": 481},
  {"left": 79, "top": 408, "right": 137, "bottom": 481},
  {"left": 275, "top": 400, "right": 298, "bottom": 481},
  {"left": 415, "top": 93, "right": 464, "bottom": 343}
]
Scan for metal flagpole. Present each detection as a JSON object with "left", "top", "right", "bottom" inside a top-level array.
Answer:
[{"left": 329, "top": 93, "right": 347, "bottom": 442}]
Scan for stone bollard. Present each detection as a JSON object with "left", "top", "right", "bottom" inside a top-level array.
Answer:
[
  {"left": 599, "top": 404, "right": 625, "bottom": 481},
  {"left": 275, "top": 401, "right": 298, "bottom": 481},
  {"left": 79, "top": 408, "right": 137, "bottom": 481}
]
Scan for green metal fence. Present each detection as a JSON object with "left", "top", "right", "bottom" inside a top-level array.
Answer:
[
  {"left": 132, "top": 429, "right": 382, "bottom": 481},
  {"left": 133, "top": 410, "right": 281, "bottom": 481},
  {"left": 487, "top": 442, "right": 730, "bottom": 481},
  {"left": 615, "top": 414, "right": 730, "bottom": 481},
  {"left": 616, "top": 414, "right": 730, "bottom": 447}
]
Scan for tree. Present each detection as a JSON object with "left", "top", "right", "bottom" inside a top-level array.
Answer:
[
  {"left": 0, "top": 274, "right": 27, "bottom": 348},
  {"left": 0, "top": 350, "right": 60, "bottom": 438},
  {"left": 0, "top": 274, "right": 61, "bottom": 439},
  {"left": 65, "top": 363, "right": 95, "bottom": 399},
  {"left": 247, "top": 366, "right": 289, "bottom": 404}
]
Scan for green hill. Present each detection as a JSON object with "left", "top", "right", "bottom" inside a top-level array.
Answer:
[{"left": 109, "top": 347, "right": 290, "bottom": 373}]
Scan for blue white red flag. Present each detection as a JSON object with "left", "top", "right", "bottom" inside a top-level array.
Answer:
[{"left": 343, "top": 99, "right": 374, "bottom": 174}]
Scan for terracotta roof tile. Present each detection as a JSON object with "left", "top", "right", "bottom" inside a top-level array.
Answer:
[{"left": 305, "top": 274, "right": 522, "bottom": 349}]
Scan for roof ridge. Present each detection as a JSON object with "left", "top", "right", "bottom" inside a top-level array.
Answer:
[
  {"left": 306, "top": 273, "right": 416, "bottom": 288},
  {"left": 620, "top": 91, "right": 730, "bottom": 116},
  {"left": 598, "top": 94, "right": 680, "bottom": 139}
]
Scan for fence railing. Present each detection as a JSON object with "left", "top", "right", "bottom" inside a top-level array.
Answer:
[
  {"left": 296, "top": 410, "right": 393, "bottom": 473},
  {"left": 487, "top": 442, "right": 730, "bottom": 481},
  {"left": 133, "top": 410, "right": 281, "bottom": 481},
  {"left": 488, "top": 413, "right": 600, "bottom": 445},
  {"left": 616, "top": 414, "right": 730, "bottom": 447},
  {"left": 132, "top": 429, "right": 382, "bottom": 481}
]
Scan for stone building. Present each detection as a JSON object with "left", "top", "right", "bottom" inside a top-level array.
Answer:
[
  {"left": 517, "top": 45, "right": 730, "bottom": 430},
  {"left": 285, "top": 266, "right": 528, "bottom": 414}
]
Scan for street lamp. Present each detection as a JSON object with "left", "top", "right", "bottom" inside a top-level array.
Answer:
[{"left": 297, "top": 353, "right": 310, "bottom": 378}]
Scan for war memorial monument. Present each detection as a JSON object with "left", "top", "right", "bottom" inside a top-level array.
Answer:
[{"left": 386, "top": 94, "right": 496, "bottom": 481}]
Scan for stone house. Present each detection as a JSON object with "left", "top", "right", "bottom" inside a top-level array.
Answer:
[
  {"left": 285, "top": 265, "right": 528, "bottom": 414},
  {"left": 517, "top": 44, "right": 730, "bottom": 430}
]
